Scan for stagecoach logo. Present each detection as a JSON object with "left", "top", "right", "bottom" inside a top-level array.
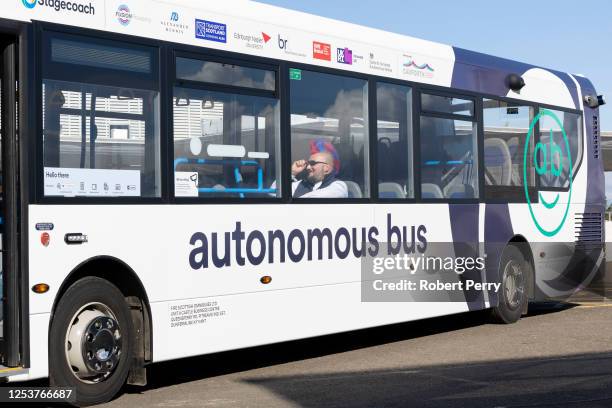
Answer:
[
  {"left": 523, "top": 109, "right": 573, "bottom": 237},
  {"left": 161, "top": 11, "right": 189, "bottom": 35},
  {"left": 21, "top": 0, "right": 95, "bottom": 14},
  {"left": 401, "top": 54, "right": 434, "bottom": 78}
]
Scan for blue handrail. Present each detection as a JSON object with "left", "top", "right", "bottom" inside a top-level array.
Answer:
[{"left": 174, "top": 157, "right": 276, "bottom": 196}]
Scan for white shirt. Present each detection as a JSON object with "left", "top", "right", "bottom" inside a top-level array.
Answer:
[
  {"left": 269, "top": 179, "right": 349, "bottom": 198},
  {"left": 291, "top": 179, "right": 348, "bottom": 198}
]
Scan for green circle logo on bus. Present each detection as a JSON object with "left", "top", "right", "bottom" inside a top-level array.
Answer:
[{"left": 523, "top": 109, "right": 573, "bottom": 237}]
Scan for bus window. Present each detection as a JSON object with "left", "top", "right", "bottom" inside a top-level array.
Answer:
[
  {"left": 289, "top": 69, "right": 369, "bottom": 198},
  {"left": 173, "top": 57, "right": 280, "bottom": 199},
  {"left": 42, "top": 34, "right": 160, "bottom": 198},
  {"left": 483, "top": 99, "right": 535, "bottom": 200},
  {"left": 376, "top": 82, "right": 413, "bottom": 199},
  {"left": 419, "top": 93, "right": 478, "bottom": 199}
]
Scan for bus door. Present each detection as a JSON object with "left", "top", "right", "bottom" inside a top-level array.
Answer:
[{"left": 0, "top": 34, "right": 22, "bottom": 371}]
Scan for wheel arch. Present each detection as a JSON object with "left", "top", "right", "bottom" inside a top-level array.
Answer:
[
  {"left": 508, "top": 234, "right": 535, "bottom": 299},
  {"left": 50, "top": 256, "right": 153, "bottom": 365}
]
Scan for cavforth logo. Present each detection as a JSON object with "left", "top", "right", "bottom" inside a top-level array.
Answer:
[
  {"left": 22, "top": 0, "right": 95, "bottom": 14},
  {"left": 523, "top": 109, "right": 573, "bottom": 237},
  {"left": 401, "top": 54, "right": 434, "bottom": 78},
  {"left": 116, "top": 4, "right": 131, "bottom": 26}
]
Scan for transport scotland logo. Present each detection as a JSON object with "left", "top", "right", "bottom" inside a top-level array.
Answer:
[
  {"left": 195, "top": 19, "right": 227, "bottom": 43},
  {"left": 523, "top": 109, "right": 573, "bottom": 237}
]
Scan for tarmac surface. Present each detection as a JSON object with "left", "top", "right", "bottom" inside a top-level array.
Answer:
[{"left": 89, "top": 299, "right": 612, "bottom": 408}]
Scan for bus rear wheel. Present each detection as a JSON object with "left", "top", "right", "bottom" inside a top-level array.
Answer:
[
  {"left": 490, "top": 244, "right": 529, "bottom": 324},
  {"left": 49, "top": 277, "right": 134, "bottom": 406}
]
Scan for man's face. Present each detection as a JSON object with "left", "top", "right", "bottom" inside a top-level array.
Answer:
[{"left": 306, "top": 152, "right": 331, "bottom": 184}]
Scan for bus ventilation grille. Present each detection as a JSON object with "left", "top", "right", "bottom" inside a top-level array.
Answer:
[
  {"left": 575, "top": 212, "right": 603, "bottom": 250},
  {"left": 593, "top": 115, "right": 600, "bottom": 159}
]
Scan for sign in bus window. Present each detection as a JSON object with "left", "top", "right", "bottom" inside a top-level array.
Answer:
[
  {"left": 41, "top": 79, "right": 161, "bottom": 197},
  {"left": 173, "top": 87, "right": 281, "bottom": 198}
]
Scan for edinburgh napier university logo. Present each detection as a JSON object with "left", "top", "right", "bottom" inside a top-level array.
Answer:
[
  {"left": 233, "top": 31, "right": 271, "bottom": 50},
  {"left": 195, "top": 19, "right": 227, "bottom": 43},
  {"left": 523, "top": 109, "right": 573, "bottom": 237},
  {"left": 22, "top": 0, "right": 95, "bottom": 14}
]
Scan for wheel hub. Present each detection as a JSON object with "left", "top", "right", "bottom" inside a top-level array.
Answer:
[{"left": 65, "top": 304, "right": 122, "bottom": 383}]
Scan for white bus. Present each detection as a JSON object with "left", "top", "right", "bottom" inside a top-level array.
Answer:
[{"left": 0, "top": 0, "right": 606, "bottom": 405}]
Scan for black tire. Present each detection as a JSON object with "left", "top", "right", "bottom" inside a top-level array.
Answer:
[
  {"left": 49, "top": 277, "right": 134, "bottom": 406},
  {"left": 490, "top": 244, "right": 530, "bottom": 324}
]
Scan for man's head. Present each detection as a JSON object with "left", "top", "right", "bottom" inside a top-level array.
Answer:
[{"left": 306, "top": 151, "right": 334, "bottom": 184}]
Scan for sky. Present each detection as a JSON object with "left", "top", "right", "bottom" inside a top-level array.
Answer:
[{"left": 256, "top": 0, "right": 612, "bottom": 131}]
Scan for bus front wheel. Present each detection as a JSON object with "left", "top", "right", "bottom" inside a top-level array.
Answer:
[
  {"left": 49, "top": 276, "right": 134, "bottom": 406},
  {"left": 490, "top": 244, "right": 529, "bottom": 324}
]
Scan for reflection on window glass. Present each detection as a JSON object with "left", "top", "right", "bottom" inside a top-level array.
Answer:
[
  {"left": 176, "top": 57, "right": 275, "bottom": 91},
  {"left": 483, "top": 99, "right": 534, "bottom": 199},
  {"left": 42, "top": 79, "right": 161, "bottom": 197},
  {"left": 289, "top": 69, "right": 368, "bottom": 198},
  {"left": 420, "top": 117, "right": 478, "bottom": 199},
  {"left": 538, "top": 109, "right": 582, "bottom": 189},
  {"left": 173, "top": 87, "right": 280, "bottom": 198},
  {"left": 377, "top": 82, "right": 413, "bottom": 199},
  {"left": 421, "top": 93, "right": 473, "bottom": 116}
]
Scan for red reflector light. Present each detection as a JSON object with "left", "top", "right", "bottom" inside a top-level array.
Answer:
[{"left": 41, "top": 232, "right": 50, "bottom": 247}]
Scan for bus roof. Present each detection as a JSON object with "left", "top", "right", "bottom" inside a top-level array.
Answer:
[{"left": 4, "top": 0, "right": 593, "bottom": 109}]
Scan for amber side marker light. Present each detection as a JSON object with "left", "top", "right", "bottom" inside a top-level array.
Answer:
[
  {"left": 32, "top": 283, "right": 50, "bottom": 294},
  {"left": 260, "top": 276, "right": 272, "bottom": 284}
]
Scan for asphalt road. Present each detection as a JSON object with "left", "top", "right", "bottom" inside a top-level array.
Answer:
[{"left": 81, "top": 299, "right": 610, "bottom": 408}]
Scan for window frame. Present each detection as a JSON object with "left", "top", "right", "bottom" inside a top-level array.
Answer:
[
  {"left": 36, "top": 23, "right": 166, "bottom": 204},
  {"left": 170, "top": 49, "right": 282, "bottom": 204},
  {"left": 416, "top": 89, "right": 481, "bottom": 203},
  {"left": 286, "top": 63, "right": 373, "bottom": 203}
]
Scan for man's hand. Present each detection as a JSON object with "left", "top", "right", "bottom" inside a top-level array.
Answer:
[{"left": 291, "top": 159, "right": 308, "bottom": 177}]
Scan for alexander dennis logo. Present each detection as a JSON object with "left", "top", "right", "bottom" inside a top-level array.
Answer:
[
  {"left": 22, "top": 0, "right": 95, "bottom": 14},
  {"left": 170, "top": 12, "right": 179, "bottom": 22},
  {"left": 523, "top": 109, "right": 573, "bottom": 237}
]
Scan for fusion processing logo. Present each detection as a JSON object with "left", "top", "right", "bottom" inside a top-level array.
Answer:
[
  {"left": 523, "top": 109, "right": 573, "bottom": 237},
  {"left": 116, "top": 4, "right": 131, "bottom": 25},
  {"left": 22, "top": 0, "right": 37, "bottom": 8}
]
